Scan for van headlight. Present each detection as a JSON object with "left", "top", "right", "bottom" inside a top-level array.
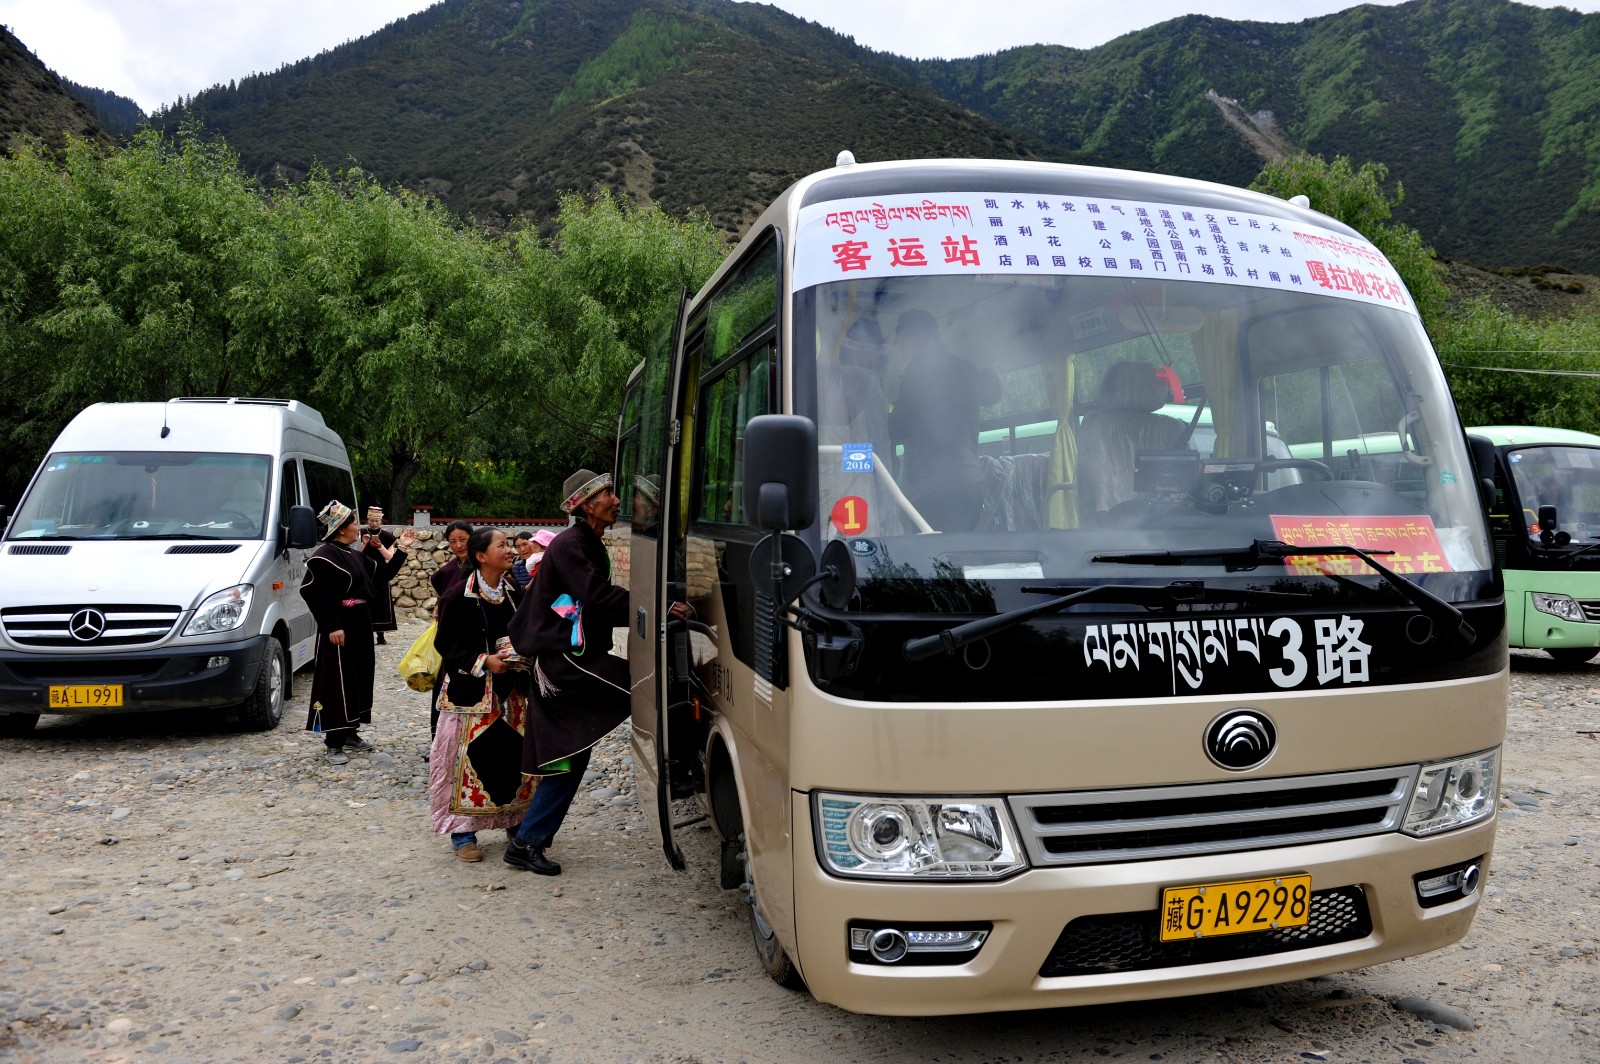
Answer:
[
  {"left": 814, "top": 793, "right": 1026, "bottom": 879},
  {"left": 184, "top": 585, "right": 253, "bottom": 635},
  {"left": 1402, "top": 749, "right": 1498, "bottom": 837},
  {"left": 1531, "top": 593, "right": 1587, "bottom": 623}
]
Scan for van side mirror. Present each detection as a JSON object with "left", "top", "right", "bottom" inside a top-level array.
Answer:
[
  {"left": 743, "top": 415, "right": 818, "bottom": 531},
  {"left": 287, "top": 504, "right": 318, "bottom": 550}
]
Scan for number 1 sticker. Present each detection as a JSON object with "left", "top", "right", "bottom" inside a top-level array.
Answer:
[{"left": 831, "top": 495, "right": 868, "bottom": 536}]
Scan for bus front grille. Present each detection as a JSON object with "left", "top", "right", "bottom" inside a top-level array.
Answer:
[
  {"left": 1009, "top": 767, "right": 1417, "bottom": 866},
  {"left": 1038, "top": 885, "right": 1371, "bottom": 977},
  {"left": 1579, "top": 600, "right": 1600, "bottom": 622}
]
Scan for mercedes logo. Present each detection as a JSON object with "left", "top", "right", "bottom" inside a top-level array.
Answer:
[
  {"left": 68, "top": 608, "right": 107, "bottom": 642},
  {"left": 1204, "top": 709, "right": 1277, "bottom": 770}
]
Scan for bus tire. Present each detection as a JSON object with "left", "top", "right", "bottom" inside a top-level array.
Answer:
[
  {"left": 1546, "top": 646, "right": 1599, "bottom": 665},
  {"left": 0, "top": 712, "right": 38, "bottom": 738},
  {"left": 238, "top": 639, "right": 287, "bottom": 732},
  {"left": 748, "top": 871, "right": 807, "bottom": 991}
]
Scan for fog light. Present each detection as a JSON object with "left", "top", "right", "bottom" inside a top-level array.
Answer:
[
  {"left": 849, "top": 923, "right": 991, "bottom": 965},
  {"left": 206, "top": 655, "right": 230, "bottom": 670},
  {"left": 1414, "top": 856, "right": 1485, "bottom": 908}
]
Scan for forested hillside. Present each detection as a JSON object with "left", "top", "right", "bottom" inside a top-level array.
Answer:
[
  {"left": 154, "top": 0, "right": 1064, "bottom": 235},
  {"left": 0, "top": 25, "right": 112, "bottom": 151},
  {"left": 136, "top": 0, "right": 1600, "bottom": 269},
  {"left": 903, "top": 0, "right": 1600, "bottom": 268}
]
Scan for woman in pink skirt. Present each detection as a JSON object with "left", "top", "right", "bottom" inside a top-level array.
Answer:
[{"left": 428, "top": 528, "right": 535, "bottom": 861}]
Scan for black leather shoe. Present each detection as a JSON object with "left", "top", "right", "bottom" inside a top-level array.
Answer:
[{"left": 504, "top": 838, "right": 561, "bottom": 875}]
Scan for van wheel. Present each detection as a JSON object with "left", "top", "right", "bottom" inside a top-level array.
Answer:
[
  {"left": 238, "top": 639, "right": 287, "bottom": 732},
  {"left": 1547, "top": 646, "right": 1599, "bottom": 665},
  {"left": 0, "top": 712, "right": 38, "bottom": 738}
]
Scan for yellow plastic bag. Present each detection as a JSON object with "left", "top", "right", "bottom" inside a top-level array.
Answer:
[{"left": 398, "top": 622, "right": 441, "bottom": 692}]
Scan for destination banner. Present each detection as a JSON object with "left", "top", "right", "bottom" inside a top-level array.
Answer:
[{"left": 793, "top": 191, "right": 1417, "bottom": 318}]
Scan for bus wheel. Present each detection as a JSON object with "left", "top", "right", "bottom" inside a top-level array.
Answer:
[
  {"left": 739, "top": 833, "right": 807, "bottom": 991},
  {"left": 0, "top": 712, "right": 38, "bottom": 738},
  {"left": 1547, "top": 646, "right": 1599, "bottom": 665}
]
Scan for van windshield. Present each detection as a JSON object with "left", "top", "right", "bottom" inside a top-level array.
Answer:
[
  {"left": 7, "top": 452, "right": 272, "bottom": 540},
  {"left": 1505, "top": 445, "right": 1600, "bottom": 544},
  {"left": 799, "top": 271, "right": 1492, "bottom": 609}
]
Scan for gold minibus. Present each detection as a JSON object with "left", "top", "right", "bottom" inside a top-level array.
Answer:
[{"left": 615, "top": 156, "right": 1506, "bottom": 1015}]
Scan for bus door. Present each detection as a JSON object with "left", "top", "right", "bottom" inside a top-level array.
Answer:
[{"left": 626, "top": 294, "right": 689, "bottom": 869}]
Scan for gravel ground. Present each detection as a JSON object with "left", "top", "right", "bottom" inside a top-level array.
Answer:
[{"left": 1, "top": 629, "right": 1596, "bottom": 1063}]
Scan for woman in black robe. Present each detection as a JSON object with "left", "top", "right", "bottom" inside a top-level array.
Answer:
[
  {"left": 424, "top": 519, "right": 475, "bottom": 741},
  {"left": 361, "top": 506, "right": 399, "bottom": 644},
  {"left": 301, "top": 501, "right": 412, "bottom": 764},
  {"left": 503, "top": 469, "right": 689, "bottom": 875}
]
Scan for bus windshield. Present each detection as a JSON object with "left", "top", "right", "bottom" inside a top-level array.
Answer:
[
  {"left": 1505, "top": 444, "right": 1600, "bottom": 544},
  {"left": 8, "top": 452, "right": 272, "bottom": 540},
  {"left": 800, "top": 272, "right": 1491, "bottom": 607}
]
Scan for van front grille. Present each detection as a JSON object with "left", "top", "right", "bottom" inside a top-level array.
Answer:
[
  {"left": 7, "top": 544, "right": 71, "bottom": 555},
  {"left": 1038, "top": 885, "right": 1371, "bottom": 977},
  {"left": 1, "top": 604, "right": 183, "bottom": 648},
  {"left": 1009, "top": 767, "right": 1416, "bottom": 866}
]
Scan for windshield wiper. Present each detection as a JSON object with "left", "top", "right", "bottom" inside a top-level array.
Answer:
[
  {"left": 901, "top": 580, "right": 1307, "bottom": 663},
  {"left": 122, "top": 533, "right": 227, "bottom": 540},
  {"left": 1093, "top": 539, "right": 1475, "bottom": 645}
]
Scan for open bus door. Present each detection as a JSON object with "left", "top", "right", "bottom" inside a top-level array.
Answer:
[{"left": 625, "top": 291, "right": 690, "bottom": 870}]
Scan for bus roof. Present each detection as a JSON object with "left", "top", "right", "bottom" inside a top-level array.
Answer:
[{"left": 1467, "top": 425, "right": 1600, "bottom": 449}]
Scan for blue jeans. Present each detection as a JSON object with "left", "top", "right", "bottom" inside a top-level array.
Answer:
[{"left": 512, "top": 746, "right": 593, "bottom": 850}]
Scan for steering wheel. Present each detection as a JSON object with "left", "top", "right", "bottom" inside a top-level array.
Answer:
[{"left": 1255, "top": 458, "right": 1334, "bottom": 481}]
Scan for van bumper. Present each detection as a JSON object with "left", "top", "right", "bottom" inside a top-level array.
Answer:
[
  {"left": 789, "top": 796, "right": 1496, "bottom": 1016},
  {"left": 0, "top": 634, "right": 271, "bottom": 715}
]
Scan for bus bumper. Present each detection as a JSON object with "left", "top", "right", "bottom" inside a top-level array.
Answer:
[{"left": 789, "top": 794, "right": 1496, "bottom": 1016}]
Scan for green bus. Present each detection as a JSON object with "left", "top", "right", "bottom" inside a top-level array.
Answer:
[{"left": 1470, "top": 425, "right": 1600, "bottom": 664}]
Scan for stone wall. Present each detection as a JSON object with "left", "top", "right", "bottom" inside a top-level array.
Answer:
[{"left": 380, "top": 525, "right": 633, "bottom": 622}]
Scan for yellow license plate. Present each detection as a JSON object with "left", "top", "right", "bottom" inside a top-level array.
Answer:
[
  {"left": 48, "top": 684, "right": 124, "bottom": 709},
  {"left": 1159, "top": 874, "right": 1312, "bottom": 942}
]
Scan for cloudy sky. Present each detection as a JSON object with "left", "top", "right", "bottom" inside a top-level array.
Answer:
[{"left": 3, "top": 0, "right": 1599, "bottom": 114}]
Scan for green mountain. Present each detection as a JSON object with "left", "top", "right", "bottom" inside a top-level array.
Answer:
[
  {"left": 154, "top": 0, "right": 1068, "bottom": 235},
  {"left": 60, "top": 78, "right": 144, "bottom": 139},
  {"left": 111, "top": 0, "right": 1600, "bottom": 271},
  {"left": 903, "top": 0, "right": 1600, "bottom": 269},
  {"left": 0, "top": 24, "right": 113, "bottom": 151}
]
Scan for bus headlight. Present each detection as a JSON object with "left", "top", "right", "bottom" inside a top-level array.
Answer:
[
  {"left": 815, "top": 793, "right": 1027, "bottom": 879},
  {"left": 184, "top": 585, "right": 254, "bottom": 635},
  {"left": 1402, "top": 749, "right": 1498, "bottom": 837},
  {"left": 1531, "top": 593, "right": 1587, "bottom": 623}
]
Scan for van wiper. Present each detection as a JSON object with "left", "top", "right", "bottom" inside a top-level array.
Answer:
[
  {"left": 901, "top": 580, "right": 1305, "bottom": 663},
  {"left": 1093, "top": 539, "right": 1475, "bottom": 645},
  {"left": 123, "top": 533, "right": 225, "bottom": 540}
]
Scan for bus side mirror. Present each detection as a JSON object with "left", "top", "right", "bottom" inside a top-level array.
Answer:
[
  {"left": 1465, "top": 434, "right": 1497, "bottom": 513},
  {"left": 743, "top": 415, "right": 818, "bottom": 531},
  {"left": 287, "top": 504, "right": 318, "bottom": 550}
]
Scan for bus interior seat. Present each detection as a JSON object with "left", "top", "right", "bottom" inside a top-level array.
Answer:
[
  {"left": 980, "top": 452, "right": 1052, "bottom": 531},
  {"left": 1075, "top": 362, "right": 1189, "bottom": 518}
]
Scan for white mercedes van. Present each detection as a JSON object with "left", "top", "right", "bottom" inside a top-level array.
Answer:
[{"left": 0, "top": 397, "right": 355, "bottom": 736}]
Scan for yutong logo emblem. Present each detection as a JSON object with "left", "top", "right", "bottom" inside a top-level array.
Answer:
[
  {"left": 1204, "top": 709, "right": 1277, "bottom": 770},
  {"left": 68, "top": 608, "right": 107, "bottom": 642}
]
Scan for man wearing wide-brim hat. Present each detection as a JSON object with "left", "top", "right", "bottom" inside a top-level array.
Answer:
[
  {"left": 504, "top": 468, "right": 687, "bottom": 875},
  {"left": 300, "top": 500, "right": 414, "bottom": 763}
]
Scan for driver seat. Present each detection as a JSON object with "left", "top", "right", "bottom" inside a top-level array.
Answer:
[{"left": 1076, "top": 362, "right": 1189, "bottom": 519}]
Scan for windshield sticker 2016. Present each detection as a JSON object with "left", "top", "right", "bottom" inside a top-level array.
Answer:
[
  {"left": 842, "top": 443, "right": 874, "bottom": 472},
  {"left": 1082, "top": 615, "right": 1372, "bottom": 694},
  {"left": 795, "top": 193, "right": 1416, "bottom": 317}
]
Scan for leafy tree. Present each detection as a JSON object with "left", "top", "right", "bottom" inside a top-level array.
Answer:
[{"left": 1250, "top": 152, "right": 1449, "bottom": 323}]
